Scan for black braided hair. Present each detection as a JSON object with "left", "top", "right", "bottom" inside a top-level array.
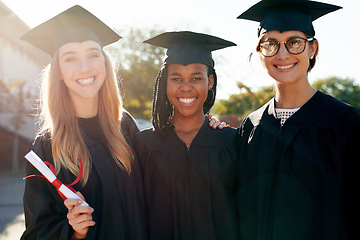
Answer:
[
  {"left": 152, "top": 64, "right": 217, "bottom": 136},
  {"left": 152, "top": 65, "right": 172, "bottom": 136},
  {"left": 204, "top": 66, "right": 217, "bottom": 114}
]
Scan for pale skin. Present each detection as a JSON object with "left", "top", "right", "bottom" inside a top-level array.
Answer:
[
  {"left": 58, "top": 40, "right": 105, "bottom": 239},
  {"left": 64, "top": 193, "right": 95, "bottom": 240},
  {"left": 260, "top": 30, "right": 318, "bottom": 109}
]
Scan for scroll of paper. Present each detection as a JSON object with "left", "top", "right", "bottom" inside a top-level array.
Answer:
[{"left": 25, "top": 150, "right": 88, "bottom": 206}]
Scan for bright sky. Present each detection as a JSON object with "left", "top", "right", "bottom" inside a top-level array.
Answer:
[{"left": 2, "top": 0, "right": 359, "bottom": 100}]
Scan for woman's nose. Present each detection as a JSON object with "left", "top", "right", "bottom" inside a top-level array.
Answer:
[
  {"left": 180, "top": 81, "right": 192, "bottom": 91},
  {"left": 79, "top": 58, "right": 91, "bottom": 72},
  {"left": 276, "top": 43, "right": 290, "bottom": 59}
]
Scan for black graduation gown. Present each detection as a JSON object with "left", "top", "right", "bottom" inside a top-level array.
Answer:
[
  {"left": 238, "top": 91, "right": 360, "bottom": 240},
  {"left": 21, "top": 112, "right": 147, "bottom": 240},
  {"left": 134, "top": 118, "right": 240, "bottom": 240}
]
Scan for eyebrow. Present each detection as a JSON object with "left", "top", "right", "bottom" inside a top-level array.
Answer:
[
  {"left": 264, "top": 36, "right": 303, "bottom": 41},
  {"left": 169, "top": 72, "right": 205, "bottom": 77},
  {"left": 60, "top": 47, "right": 101, "bottom": 57}
]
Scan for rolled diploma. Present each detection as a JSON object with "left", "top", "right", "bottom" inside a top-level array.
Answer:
[{"left": 25, "top": 150, "right": 88, "bottom": 206}]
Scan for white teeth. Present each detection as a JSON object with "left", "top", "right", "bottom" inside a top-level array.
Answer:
[
  {"left": 77, "top": 77, "right": 95, "bottom": 85},
  {"left": 277, "top": 64, "right": 295, "bottom": 69},
  {"left": 179, "top": 98, "right": 196, "bottom": 104}
]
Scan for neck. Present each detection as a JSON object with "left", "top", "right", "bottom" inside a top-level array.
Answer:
[
  {"left": 72, "top": 97, "right": 99, "bottom": 118},
  {"left": 274, "top": 80, "right": 316, "bottom": 109},
  {"left": 172, "top": 112, "right": 205, "bottom": 130},
  {"left": 172, "top": 113, "right": 205, "bottom": 148}
]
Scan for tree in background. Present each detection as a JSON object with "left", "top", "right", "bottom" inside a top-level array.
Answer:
[
  {"left": 312, "top": 76, "right": 360, "bottom": 109},
  {"left": 213, "top": 76, "right": 359, "bottom": 125},
  {"left": 107, "top": 28, "right": 165, "bottom": 119},
  {"left": 0, "top": 79, "right": 36, "bottom": 173},
  {"left": 213, "top": 82, "right": 274, "bottom": 117}
]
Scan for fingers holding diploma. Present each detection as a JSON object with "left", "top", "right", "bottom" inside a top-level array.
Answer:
[{"left": 64, "top": 191, "right": 95, "bottom": 239}]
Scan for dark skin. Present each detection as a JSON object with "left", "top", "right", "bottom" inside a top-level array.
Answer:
[{"left": 166, "top": 63, "right": 214, "bottom": 148}]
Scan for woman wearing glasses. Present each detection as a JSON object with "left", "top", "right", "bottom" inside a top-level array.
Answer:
[{"left": 237, "top": 1, "right": 359, "bottom": 239}]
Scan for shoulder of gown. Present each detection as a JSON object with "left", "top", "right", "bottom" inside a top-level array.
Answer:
[
  {"left": 134, "top": 119, "right": 238, "bottom": 153},
  {"left": 21, "top": 135, "right": 73, "bottom": 240},
  {"left": 194, "top": 120, "right": 238, "bottom": 147},
  {"left": 289, "top": 91, "right": 360, "bottom": 127},
  {"left": 121, "top": 110, "right": 140, "bottom": 144},
  {"left": 133, "top": 127, "right": 165, "bottom": 154},
  {"left": 241, "top": 91, "right": 360, "bottom": 129}
]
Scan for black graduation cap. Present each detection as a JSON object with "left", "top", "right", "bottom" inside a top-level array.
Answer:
[
  {"left": 237, "top": 0, "right": 342, "bottom": 37},
  {"left": 143, "top": 31, "right": 236, "bottom": 67},
  {"left": 21, "top": 5, "right": 121, "bottom": 56}
]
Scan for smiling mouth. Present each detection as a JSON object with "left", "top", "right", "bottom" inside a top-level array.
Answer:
[
  {"left": 179, "top": 98, "right": 196, "bottom": 104},
  {"left": 275, "top": 64, "right": 296, "bottom": 70},
  {"left": 77, "top": 77, "right": 95, "bottom": 85}
]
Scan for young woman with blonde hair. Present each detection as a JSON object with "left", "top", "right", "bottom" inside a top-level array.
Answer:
[{"left": 21, "top": 5, "right": 146, "bottom": 240}]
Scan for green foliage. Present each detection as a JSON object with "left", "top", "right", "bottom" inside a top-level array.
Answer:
[
  {"left": 312, "top": 76, "right": 360, "bottom": 109},
  {"left": 213, "top": 76, "right": 360, "bottom": 118},
  {"left": 106, "top": 28, "right": 165, "bottom": 119},
  {"left": 213, "top": 82, "right": 274, "bottom": 116}
]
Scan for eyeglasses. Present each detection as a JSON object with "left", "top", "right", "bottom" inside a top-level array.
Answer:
[{"left": 258, "top": 37, "right": 315, "bottom": 57}]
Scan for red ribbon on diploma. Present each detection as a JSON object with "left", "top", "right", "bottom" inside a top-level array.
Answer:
[{"left": 24, "top": 158, "right": 83, "bottom": 200}]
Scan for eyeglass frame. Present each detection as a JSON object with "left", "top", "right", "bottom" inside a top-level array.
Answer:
[{"left": 257, "top": 37, "right": 315, "bottom": 57}]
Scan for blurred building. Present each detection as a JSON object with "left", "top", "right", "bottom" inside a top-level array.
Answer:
[{"left": 0, "top": 1, "right": 50, "bottom": 172}]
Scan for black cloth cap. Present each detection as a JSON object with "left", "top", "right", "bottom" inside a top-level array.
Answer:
[
  {"left": 143, "top": 31, "right": 236, "bottom": 67},
  {"left": 21, "top": 5, "right": 121, "bottom": 56},
  {"left": 237, "top": 0, "right": 342, "bottom": 37}
]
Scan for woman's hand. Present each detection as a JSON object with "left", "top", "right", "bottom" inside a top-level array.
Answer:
[
  {"left": 207, "top": 115, "right": 229, "bottom": 129},
  {"left": 64, "top": 192, "right": 95, "bottom": 240}
]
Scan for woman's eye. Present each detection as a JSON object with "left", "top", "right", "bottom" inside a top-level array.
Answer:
[
  {"left": 288, "top": 40, "right": 301, "bottom": 47},
  {"left": 262, "top": 41, "right": 277, "bottom": 50},
  {"left": 267, "top": 41, "right": 278, "bottom": 50},
  {"left": 64, "top": 57, "right": 76, "bottom": 62},
  {"left": 268, "top": 41, "right": 277, "bottom": 47},
  {"left": 90, "top": 53, "right": 100, "bottom": 58}
]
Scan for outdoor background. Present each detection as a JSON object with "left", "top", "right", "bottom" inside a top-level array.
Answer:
[{"left": 1, "top": 0, "right": 359, "bottom": 239}]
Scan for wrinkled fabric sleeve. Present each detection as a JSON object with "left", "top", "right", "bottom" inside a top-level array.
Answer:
[
  {"left": 120, "top": 110, "right": 148, "bottom": 239},
  {"left": 21, "top": 136, "right": 74, "bottom": 240}
]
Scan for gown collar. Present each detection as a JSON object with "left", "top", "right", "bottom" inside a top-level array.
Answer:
[
  {"left": 167, "top": 118, "right": 234, "bottom": 148},
  {"left": 248, "top": 91, "right": 352, "bottom": 127},
  {"left": 78, "top": 115, "right": 106, "bottom": 146}
]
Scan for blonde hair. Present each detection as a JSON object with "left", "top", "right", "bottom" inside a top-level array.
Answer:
[{"left": 37, "top": 50, "right": 133, "bottom": 185}]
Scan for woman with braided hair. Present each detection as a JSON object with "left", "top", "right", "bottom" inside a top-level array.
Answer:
[
  {"left": 134, "top": 31, "right": 240, "bottom": 240},
  {"left": 152, "top": 61, "right": 218, "bottom": 136}
]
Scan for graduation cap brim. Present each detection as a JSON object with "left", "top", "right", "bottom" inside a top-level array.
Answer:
[
  {"left": 237, "top": 0, "right": 342, "bottom": 37},
  {"left": 144, "top": 31, "right": 236, "bottom": 67},
  {"left": 21, "top": 5, "right": 121, "bottom": 56}
]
